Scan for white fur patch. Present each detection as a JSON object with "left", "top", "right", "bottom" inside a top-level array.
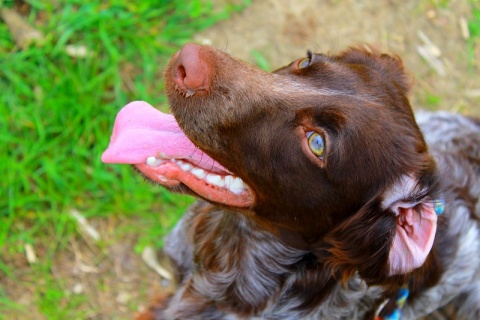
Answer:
[{"left": 382, "top": 174, "right": 422, "bottom": 213}]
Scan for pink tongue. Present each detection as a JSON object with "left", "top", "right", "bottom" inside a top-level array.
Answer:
[{"left": 101, "top": 101, "right": 227, "bottom": 173}]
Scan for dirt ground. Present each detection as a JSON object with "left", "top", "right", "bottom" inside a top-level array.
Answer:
[
  {"left": 4, "top": 1, "right": 479, "bottom": 319},
  {"left": 197, "top": 0, "right": 479, "bottom": 116}
]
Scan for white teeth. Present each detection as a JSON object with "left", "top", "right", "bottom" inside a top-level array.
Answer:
[
  {"left": 228, "top": 177, "right": 247, "bottom": 194},
  {"left": 224, "top": 175, "right": 234, "bottom": 186},
  {"left": 146, "top": 156, "right": 162, "bottom": 167},
  {"left": 175, "top": 160, "right": 193, "bottom": 172},
  {"left": 146, "top": 156, "right": 156, "bottom": 166},
  {"left": 191, "top": 168, "right": 207, "bottom": 179},
  {"left": 206, "top": 174, "right": 222, "bottom": 185},
  {"left": 179, "top": 162, "right": 193, "bottom": 172},
  {"left": 146, "top": 155, "right": 248, "bottom": 194}
]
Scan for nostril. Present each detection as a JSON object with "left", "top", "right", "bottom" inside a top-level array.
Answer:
[
  {"left": 172, "top": 43, "right": 210, "bottom": 94},
  {"left": 176, "top": 64, "right": 187, "bottom": 83}
]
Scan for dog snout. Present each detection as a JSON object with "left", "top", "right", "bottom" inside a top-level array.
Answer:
[{"left": 172, "top": 43, "right": 210, "bottom": 96}]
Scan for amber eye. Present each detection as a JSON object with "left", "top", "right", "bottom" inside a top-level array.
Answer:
[
  {"left": 297, "top": 50, "right": 313, "bottom": 69},
  {"left": 306, "top": 131, "right": 325, "bottom": 158},
  {"left": 297, "top": 58, "right": 311, "bottom": 69}
]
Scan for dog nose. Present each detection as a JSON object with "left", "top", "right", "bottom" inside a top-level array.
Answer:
[{"left": 173, "top": 43, "right": 210, "bottom": 95}]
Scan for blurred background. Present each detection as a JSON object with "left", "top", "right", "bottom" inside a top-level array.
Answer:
[{"left": 1, "top": 0, "right": 478, "bottom": 319}]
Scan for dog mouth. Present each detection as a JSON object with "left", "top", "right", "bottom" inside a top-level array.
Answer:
[{"left": 101, "top": 101, "right": 254, "bottom": 208}]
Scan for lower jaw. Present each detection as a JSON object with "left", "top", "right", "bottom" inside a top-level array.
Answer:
[{"left": 134, "top": 163, "right": 254, "bottom": 208}]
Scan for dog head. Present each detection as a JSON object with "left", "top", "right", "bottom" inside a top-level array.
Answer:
[{"left": 103, "top": 44, "right": 442, "bottom": 286}]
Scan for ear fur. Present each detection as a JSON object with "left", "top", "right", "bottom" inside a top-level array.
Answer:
[
  {"left": 323, "top": 197, "right": 397, "bottom": 285},
  {"left": 338, "top": 47, "right": 413, "bottom": 93},
  {"left": 324, "top": 174, "right": 440, "bottom": 285}
]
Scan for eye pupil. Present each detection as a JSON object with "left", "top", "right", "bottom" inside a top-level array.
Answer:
[{"left": 307, "top": 131, "right": 325, "bottom": 158}]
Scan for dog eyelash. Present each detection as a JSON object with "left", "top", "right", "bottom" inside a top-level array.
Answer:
[{"left": 306, "top": 50, "right": 313, "bottom": 60}]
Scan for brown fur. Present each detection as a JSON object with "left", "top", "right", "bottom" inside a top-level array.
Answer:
[{"left": 132, "top": 44, "right": 480, "bottom": 319}]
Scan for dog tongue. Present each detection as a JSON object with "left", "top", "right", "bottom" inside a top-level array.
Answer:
[{"left": 101, "top": 101, "right": 226, "bottom": 172}]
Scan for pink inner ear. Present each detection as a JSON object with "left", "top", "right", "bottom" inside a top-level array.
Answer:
[{"left": 388, "top": 205, "right": 438, "bottom": 275}]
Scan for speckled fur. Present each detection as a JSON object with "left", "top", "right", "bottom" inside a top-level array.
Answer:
[
  {"left": 154, "top": 113, "right": 480, "bottom": 320},
  {"left": 401, "top": 112, "right": 480, "bottom": 319},
  {"left": 162, "top": 202, "right": 383, "bottom": 320},
  {"left": 137, "top": 45, "right": 480, "bottom": 319}
]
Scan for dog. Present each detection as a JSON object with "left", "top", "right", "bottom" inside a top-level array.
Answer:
[{"left": 102, "top": 43, "right": 480, "bottom": 319}]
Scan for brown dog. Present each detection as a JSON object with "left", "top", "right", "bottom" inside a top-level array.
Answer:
[{"left": 103, "top": 44, "right": 480, "bottom": 319}]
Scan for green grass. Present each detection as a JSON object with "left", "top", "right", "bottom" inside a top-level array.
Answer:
[
  {"left": 250, "top": 49, "right": 271, "bottom": 70},
  {"left": 468, "top": 3, "right": 480, "bottom": 67},
  {"left": 1, "top": 0, "right": 477, "bottom": 317},
  {"left": 0, "top": 0, "right": 247, "bottom": 317}
]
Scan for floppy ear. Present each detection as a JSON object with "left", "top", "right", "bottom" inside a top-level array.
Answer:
[
  {"left": 324, "top": 175, "right": 438, "bottom": 285},
  {"left": 383, "top": 176, "right": 438, "bottom": 276},
  {"left": 338, "top": 47, "right": 413, "bottom": 93}
]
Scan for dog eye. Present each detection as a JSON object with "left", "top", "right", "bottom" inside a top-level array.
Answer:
[
  {"left": 306, "top": 131, "right": 325, "bottom": 158},
  {"left": 297, "top": 50, "right": 313, "bottom": 69},
  {"left": 297, "top": 58, "right": 311, "bottom": 69}
]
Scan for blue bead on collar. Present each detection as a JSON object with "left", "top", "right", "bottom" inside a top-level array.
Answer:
[
  {"left": 433, "top": 199, "right": 445, "bottom": 215},
  {"left": 375, "top": 286, "right": 409, "bottom": 320},
  {"left": 376, "top": 199, "right": 445, "bottom": 320}
]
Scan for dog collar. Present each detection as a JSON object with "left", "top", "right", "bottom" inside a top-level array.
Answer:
[
  {"left": 375, "top": 199, "right": 443, "bottom": 319},
  {"left": 433, "top": 199, "right": 445, "bottom": 215},
  {"left": 375, "top": 286, "right": 409, "bottom": 320}
]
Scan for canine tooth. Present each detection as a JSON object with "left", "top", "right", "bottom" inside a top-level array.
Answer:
[
  {"left": 233, "top": 177, "right": 246, "bottom": 188},
  {"left": 146, "top": 156, "right": 161, "bottom": 167},
  {"left": 191, "top": 168, "right": 207, "bottom": 179},
  {"left": 185, "top": 89, "right": 196, "bottom": 97},
  {"left": 229, "top": 177, "right": 247, "bottom": 194},
  {"left": 206, "top": 174, "right": 222, "bottom": 186}
]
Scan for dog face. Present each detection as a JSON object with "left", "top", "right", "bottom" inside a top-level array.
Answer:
[
  {"left": 103, "top": 44, "right": 442, "bottom": 286},
  {"left": 163, "top": 44, "right": 441, "bottom": 284}
]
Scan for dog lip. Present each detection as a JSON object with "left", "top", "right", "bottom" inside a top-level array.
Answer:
[
  {"left": 101, "top": 100, "right": 254, "bottom": 207},
  {"left": 134, "top": 161, "right": 254, "bottom": 208}
]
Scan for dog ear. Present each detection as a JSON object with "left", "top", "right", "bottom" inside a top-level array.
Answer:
[
  {"left": 323, "top": 198, "right": 396, "bottom": 285},
  {"left": 383, "top": 176, "right": 438, "bottom": 276},
  {"left": 324, "top": 175, "right": 439, "bottom": 285},
  {"left": 338, "top": 47, "right": 413, "bottom": 93}
]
